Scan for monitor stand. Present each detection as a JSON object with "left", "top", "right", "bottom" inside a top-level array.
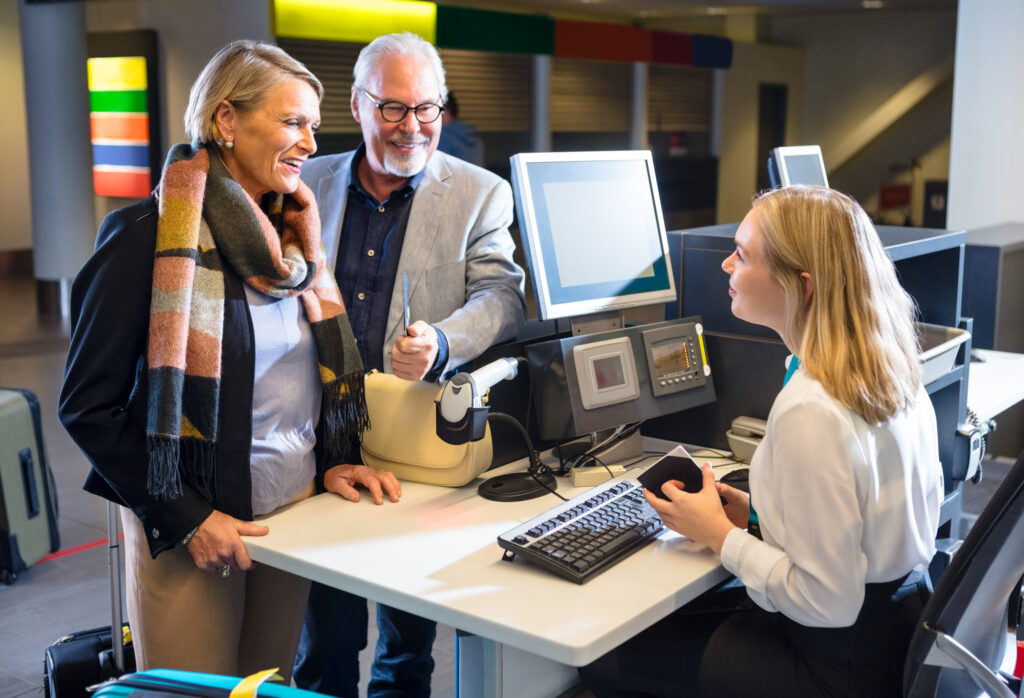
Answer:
[
  {"left": 587, "top": 428, "right": 643, "bottom": 465},
  {"left": 569, "top": 310, "right": 624, "bottom": 336}
]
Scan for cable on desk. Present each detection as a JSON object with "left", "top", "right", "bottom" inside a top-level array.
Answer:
[
  {"left": 596, "top": 421, "right": 642, "bottom": 447},
  {"left": 559, "top": 421, "right": 646, "bottom": 476},
  {"left": 566, "top": 430, "right": 661, "bottom": 480},
  {"left": 620, "top": 451, "right": 670, "bottom": 470},
  {"left": 570, "top": 452, "right": 615, "bottom": 479},
  {"left": 552, "top": 437, "right": 596, "bottom": 476},
  {"left": 552, "top": 438, "right": 588, "bottom": 476},
  {"left": 487, "top": 412, "right": 566, "bottom": 501}
]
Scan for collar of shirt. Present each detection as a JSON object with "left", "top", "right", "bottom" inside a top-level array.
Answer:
[{"left": 348, "top": 142, "right": 424, "bottom": 204}]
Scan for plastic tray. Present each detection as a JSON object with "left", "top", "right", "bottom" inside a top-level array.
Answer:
[{"left": 917, "top": 322, "right": 969, "bottom": 385}]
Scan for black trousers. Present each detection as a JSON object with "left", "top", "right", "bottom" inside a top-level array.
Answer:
[{"left": 579, "top": 571, "right": 930, "bottom": 698}]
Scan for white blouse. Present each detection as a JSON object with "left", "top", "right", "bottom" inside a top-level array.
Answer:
[
  {"left": 245, "top": 286, "right": 321, "bottom": 516},
  {"left": 719, "top": 368, "right": 943, "bottom": 628}
]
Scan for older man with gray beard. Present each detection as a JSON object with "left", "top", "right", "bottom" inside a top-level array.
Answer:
[{"left": 292, "top": 32, "right": 526, "bottom": 698}]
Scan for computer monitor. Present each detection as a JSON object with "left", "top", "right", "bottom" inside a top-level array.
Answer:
[
  {"left": 767, "top": 145, "right": 829, "bottom": 188},
  {"left": 509, "top": 151, "right": 676, "bottom": 324}
]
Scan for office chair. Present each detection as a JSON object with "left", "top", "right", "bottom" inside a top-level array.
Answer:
[{"left": 903, "top": 449, "right": 1024, "bottom": 698}]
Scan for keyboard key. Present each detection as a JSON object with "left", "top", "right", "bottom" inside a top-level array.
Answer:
[{"left": 598, "top": 530, "right": 641, "bottom": 557}]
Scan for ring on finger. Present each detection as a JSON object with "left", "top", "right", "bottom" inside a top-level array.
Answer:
[{"left": 220, "top": 564, "right": 231, "bottom": 578}]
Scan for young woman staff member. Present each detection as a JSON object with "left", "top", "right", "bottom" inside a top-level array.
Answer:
[
  {"left": 580, "top": 185, "right": 943, "bottom": 697},
  {"left": 59, "top": 41, "right": 398, "bottom": 679}
]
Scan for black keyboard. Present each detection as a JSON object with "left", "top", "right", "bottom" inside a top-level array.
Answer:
[{"left": 497, "top": 479, "right": 664, "bottom": 584}]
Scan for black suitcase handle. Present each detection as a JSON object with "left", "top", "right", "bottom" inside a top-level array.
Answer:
[{"left": 19, "top": 448, "right": 40, "bottom": 518}]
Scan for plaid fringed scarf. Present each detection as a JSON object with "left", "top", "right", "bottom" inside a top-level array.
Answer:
[{"left": 146, "top": 143, "right": 367, "bottom": 501}]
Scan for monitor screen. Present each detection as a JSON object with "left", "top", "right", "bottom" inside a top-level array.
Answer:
[
  {"left": 510, "top": 151, "right": 676, "bottom": 322},
  {"left": 768, "top": 145, "right": 829, "bottom": 188}
]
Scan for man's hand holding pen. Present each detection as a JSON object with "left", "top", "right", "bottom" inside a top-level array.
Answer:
[
  {"left": 392, "top": 321, "right": 439, "bottom": 380},
  {"left": 392, "top": 271, "right": 438, "bottom": 380}
]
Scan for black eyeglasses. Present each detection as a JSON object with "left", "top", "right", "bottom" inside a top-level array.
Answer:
[{"left": 358, "top": 87, "right": 444, "bottom": 124}]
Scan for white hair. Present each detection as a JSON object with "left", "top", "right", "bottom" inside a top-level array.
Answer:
[{"left": 352, "top": 32, "right": 447, "bottom": 102}]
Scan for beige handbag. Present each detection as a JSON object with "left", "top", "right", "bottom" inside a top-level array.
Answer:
[{"left": 359, "top": 371, "right": 493, "bottom": 486}]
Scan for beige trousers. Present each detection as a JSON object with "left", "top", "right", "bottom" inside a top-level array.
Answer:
[{"left": 120, "top": 483, "right": 313, "bottom": 681}]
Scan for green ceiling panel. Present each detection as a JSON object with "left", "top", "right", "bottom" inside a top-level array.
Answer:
[{"left": 436, "top": 6, "right": 554, "bottom": 55}]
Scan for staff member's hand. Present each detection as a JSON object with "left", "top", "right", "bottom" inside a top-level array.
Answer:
[
  {"left": 644, "top": 463, "right": 736, "bottom": 554},
  {"left": 185, "top": 509, "right": 267, "bottom": 573},
  {"left": 716, "top": 480, "right": 751, "bottom": 530},
  {"left": 325, "top": 463, "right": 402, "bottom": 505},
  {"left": 391, "top": 321, "right": 439, "bottom": 381}
]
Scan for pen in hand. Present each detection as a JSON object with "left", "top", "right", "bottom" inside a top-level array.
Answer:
[{"left": 402, "top": 272, "right": 411, "bottom": 335}]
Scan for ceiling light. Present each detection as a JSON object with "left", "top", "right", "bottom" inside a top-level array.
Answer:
[
  {"left": 707, "top": 7, "right": 726, "bottom": 14},
  {"left": 862, "top": 0, "right": 884, "bottom": 8}
]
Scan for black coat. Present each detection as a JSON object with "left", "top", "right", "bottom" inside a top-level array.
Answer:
[{"left": 59, "top": 196, "right": 332, "bottom": 558}]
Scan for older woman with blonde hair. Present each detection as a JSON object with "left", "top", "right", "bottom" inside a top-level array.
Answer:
[
  {"left": 60, "top": 40, "right": 398, "bottom": 678},
  {"left": 581, "top": 185, "right": 943, "bottom": 697}
]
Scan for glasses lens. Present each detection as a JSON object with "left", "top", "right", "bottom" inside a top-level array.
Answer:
[
  {"left": 415, "top": 104, "right": 442, "bottom": 123},
  {"left": 380, "top": 104, "right": 408, "bottom": 122}
]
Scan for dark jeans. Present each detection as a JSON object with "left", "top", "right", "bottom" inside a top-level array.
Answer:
[
  {"left": 579, "top": 571, "right": 931, "bottom": 698},
  {"left": 293, "top": 582, "right": 436, "bottom": 698}
]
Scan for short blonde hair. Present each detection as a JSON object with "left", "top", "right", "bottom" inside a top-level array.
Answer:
[
  {"left": 184, "top": 40, "right": 323, "bottom": 145},
  {"left": 753, "top": 185, "right": 921, "bottom": 423}
]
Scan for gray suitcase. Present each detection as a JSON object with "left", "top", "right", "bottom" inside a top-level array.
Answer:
[{"left": 0, "top": 387, "right": 59, "bottom": 583}]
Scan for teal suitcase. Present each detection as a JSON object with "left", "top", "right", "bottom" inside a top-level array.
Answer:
[
  {"left": 90, "top": 669, "right": 328, "bottom": 697},
  {"left": 0, "top": 387, "right": 59, "bottom": 583}
]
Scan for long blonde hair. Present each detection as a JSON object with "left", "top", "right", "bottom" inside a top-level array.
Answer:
[{"left": 753, "top": 185, "right": 921, "bottom": 424}]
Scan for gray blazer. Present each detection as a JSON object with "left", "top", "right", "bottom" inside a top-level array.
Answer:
[{"left": 302, "top": 149, "right": 527, "bottom": 376}]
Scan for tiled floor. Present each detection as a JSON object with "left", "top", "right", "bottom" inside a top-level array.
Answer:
[{"left": 0, "top": 275, "right": 456, "bottom": 697}]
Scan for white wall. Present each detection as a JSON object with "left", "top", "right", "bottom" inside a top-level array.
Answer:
[
  {"left": 947, "top": 0, "right": 1024, "bottom": 231},
  {"left": 770, "top": 9, "right": 956, "bottom": 155},
  {"left": 715, "top": 41, "right": 804, "bottom": 224},
  {"left": 1, "top": 2, "right": 33, "bottom": 253},
  {"left": 768, "top": 9, "right": 956, "bottom": 208},
  {"left": 671, "top": 8, "right": 955, "bottom": 222}
]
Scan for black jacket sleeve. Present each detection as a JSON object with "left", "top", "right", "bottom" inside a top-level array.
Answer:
[{"left": 58, "top": 198, "right": 212, "bottom": 557}]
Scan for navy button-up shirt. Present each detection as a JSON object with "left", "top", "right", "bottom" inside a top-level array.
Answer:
[{"left": 335, "top": 146, "right": 448, "bottom": 376}]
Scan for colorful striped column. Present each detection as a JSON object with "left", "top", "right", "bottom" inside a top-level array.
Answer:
[{"left": 87, "top": 56, "right": 152, "bottom": 198}]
